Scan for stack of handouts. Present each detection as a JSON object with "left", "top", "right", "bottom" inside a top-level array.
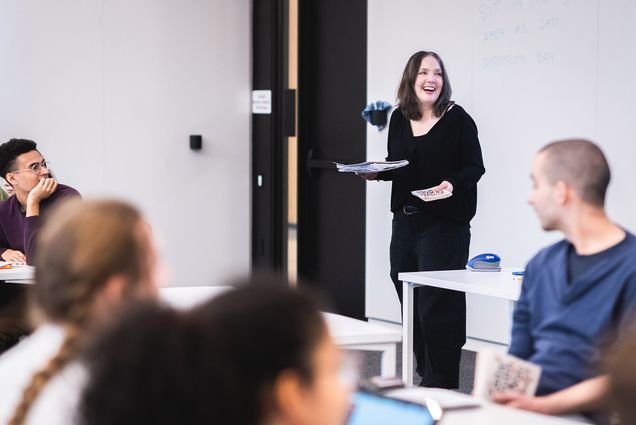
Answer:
[{"left": 335, "top": 160, "right": 409, "bottom": 173}]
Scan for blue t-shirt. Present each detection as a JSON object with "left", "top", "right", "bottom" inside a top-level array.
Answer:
[{"left": 509, "top": 232, "right": 636, "bottom": 395}]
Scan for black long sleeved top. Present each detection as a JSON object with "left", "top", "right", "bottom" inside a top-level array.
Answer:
[{"left": 377, "top": 105, "right": 485, "bottom": 224}]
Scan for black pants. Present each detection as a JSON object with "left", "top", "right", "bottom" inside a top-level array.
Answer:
[
  {"left": 0, "top": 282, "right": 32, "bottom": 354},
  {"left": 390, "top": 207, "right": 470, "bottom": 388}
]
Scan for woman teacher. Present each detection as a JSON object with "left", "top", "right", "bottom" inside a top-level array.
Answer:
[{"left": 360, "top": 51, "right": 485, "bottom": 388}]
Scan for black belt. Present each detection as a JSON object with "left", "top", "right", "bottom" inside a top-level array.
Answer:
[{"left": 401, "top": 205, "right": 420, "bottom": 215}]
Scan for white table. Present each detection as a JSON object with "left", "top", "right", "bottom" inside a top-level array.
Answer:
[
  {"left": 159, "top": 285, "right": 231, "bottom": 309},
  {"left": 439, "top": 403, "right": 588, "bottom": 425},
  {"left": 399, "top": 268, "right": 523, "bottom": 385},
  {"left": 390, "top": 387, "right": 588, "bottom": 424},
  {"left": 0, "top": 265, "right": 35, "bottom": 283},
  {"left": 159, "top": 286, "right": 402, "bottom": 377},
  {"left": 323, "top": 312, "right": 401, "bottom": 377}
]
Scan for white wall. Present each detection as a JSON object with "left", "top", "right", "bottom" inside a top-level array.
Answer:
[
  {"left": 0, "top": 0, "right": 251, "bottom": 286},
  {"left": 367, "top": 0, "right": 636, "bottom": 322}
]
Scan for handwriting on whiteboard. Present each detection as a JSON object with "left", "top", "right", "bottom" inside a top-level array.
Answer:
[{"left": 476, "top": 0, "right": 578, "bottom": 69}]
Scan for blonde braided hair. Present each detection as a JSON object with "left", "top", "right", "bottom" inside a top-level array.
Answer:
[
  {"left": 8, "top": 327, "right": 80, "bottom": 425},
  {"left": 8, "top": 199, "right": 154, "bottom": 425}
]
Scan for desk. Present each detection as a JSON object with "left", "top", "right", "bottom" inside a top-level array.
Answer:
[
  {"left": 399, "top": 268, "right": 522, "bottom": 385},
  {"left": 159, "top": 286, "right": 402, "bottom": 377},
  {"left": 439, "top": 403, "right": 588, "bottom": 425},
  {"left": 0, "top": 266, "right": 35, "bottom": 284},
  {"left": 159, "top": 285, "right": 231, "bottom": 309},
  {"left": 323, "top": 313, "right": 401, "bottom": 377},
  {"left": 390, "top": 388, "right": 588, "bottom": 424}
]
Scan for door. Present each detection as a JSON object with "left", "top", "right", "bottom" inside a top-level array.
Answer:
[
  {"left": 252, "top": 0, "right": 290, "bottom": 273},
  {"left": 296, "top": 0, "right": 368, "bottom": 319}
]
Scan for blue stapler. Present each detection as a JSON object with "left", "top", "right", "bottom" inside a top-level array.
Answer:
[{"left": 466, "top": 253, "right": 501, "bottom": 272}]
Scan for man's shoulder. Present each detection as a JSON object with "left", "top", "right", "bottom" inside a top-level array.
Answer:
[
  {"left": 51, "top": 184, "right": 81, "bottom": 201},
  {"left": 0, "top": 194, "right": 19, "bottom": 215},
  {"left": 40, "top": 184, "right": 81, "bottom": 213},
  {"left": 56, "top": 183, "right": 80, "bottom": 195},
  {"left": 526, "top": 239, "right": 569, "bottom": 270},
  {"left": 621, "top": 231, "right": 636, "bottom": 251},
  {"left": 611, "top": 231, "right": 636, "bottom": 273}
]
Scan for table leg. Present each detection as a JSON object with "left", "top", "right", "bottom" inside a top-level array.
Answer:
[
  {"left": 380, "top": 343, "right": 397, "bottom": 377},
  {"left": 402, "top": 281, "right": 414, "bottom": 386}
]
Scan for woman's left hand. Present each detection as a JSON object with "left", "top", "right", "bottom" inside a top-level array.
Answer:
[{"left": 432, "top": 180, "right": 453, "bottom": 193}]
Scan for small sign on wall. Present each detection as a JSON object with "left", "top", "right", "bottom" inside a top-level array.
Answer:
[{"left": 252, "top": 90, "right": 272, "bottom": 114}]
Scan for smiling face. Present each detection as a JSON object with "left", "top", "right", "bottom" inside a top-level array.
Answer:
[{"left": 414, "top": 55, "right": 443, "bottom": 108}]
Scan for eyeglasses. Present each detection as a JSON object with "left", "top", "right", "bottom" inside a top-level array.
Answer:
[{"left": 9, "top": 160, "right": 51, "bottom": 174}]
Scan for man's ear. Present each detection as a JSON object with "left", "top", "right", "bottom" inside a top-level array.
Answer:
[
  {"left": 273, "top": 369, "right": 308, "bottom": 424},
  {"left": 5, "top": 173, "right": 16, "bottom": 187},
  {"left": 554, "top": 180, "right": 569, "bottom": 205}
]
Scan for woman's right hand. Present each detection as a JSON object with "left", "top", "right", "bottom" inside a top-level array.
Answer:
[{"left": 356, "top": 172, "right": 378, "bottom": 181}]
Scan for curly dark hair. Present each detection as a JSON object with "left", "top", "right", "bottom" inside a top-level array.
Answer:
[
  {"left": 79, "top": 279, "right": 328, "bottom": 425},
  {"left": 0, "top": 139, "right": 38, "bottom": 179}
]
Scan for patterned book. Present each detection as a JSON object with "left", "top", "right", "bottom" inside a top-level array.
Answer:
[{"left": 473, "top": 349, "right": 541, "bottom": 400}]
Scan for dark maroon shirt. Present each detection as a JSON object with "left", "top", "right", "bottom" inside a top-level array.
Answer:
[{"left": 0, "top": 184, "right": 81, "bottom": 264}]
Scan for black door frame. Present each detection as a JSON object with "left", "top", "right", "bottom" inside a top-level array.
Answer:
[
  {"left": 251, "top": 0, "right": 290, "bottom": 273},
  {"left": 252, "top": 1, "right": 368, "bottom": 321},
  {"left": 296, "top": 0, "right": 368, "bottom": 319}
]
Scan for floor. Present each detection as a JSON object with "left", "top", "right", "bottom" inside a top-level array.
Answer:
[{"left": 354, "top": 347, "right": 476, "bottom": 394}]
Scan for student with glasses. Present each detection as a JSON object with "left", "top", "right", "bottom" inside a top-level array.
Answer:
[
  {"left": 0, "top": 139, "right": 80, "bottom": 265},
  {"left": 0, "top": 139, "right": 80, "bottom": 352}
]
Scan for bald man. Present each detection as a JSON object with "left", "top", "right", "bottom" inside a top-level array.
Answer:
[{"left": 494, "top": 140, "right": 636, "bottom": 418}]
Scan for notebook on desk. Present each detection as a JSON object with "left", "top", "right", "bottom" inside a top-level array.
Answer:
[{"left": 346, "top": 391, "right": 440, "bottom": 425}]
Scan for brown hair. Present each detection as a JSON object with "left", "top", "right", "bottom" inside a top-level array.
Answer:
[
  {"left": 606, "top": 325, "right": 636, "bottom": 424},
  {"left": 9, "top": 199, "right": 155, "bottom": 425},
  {"left": 396, "top": 51, "right": 453, "bottom": 120},
  {"left": 80, "top": 278, "right": 328, "bottom": 425},
  {"left": 539, "top": 139, "right": 611, "bottom": 207}
]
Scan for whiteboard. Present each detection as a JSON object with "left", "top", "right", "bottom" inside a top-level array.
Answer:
[{"left": 366, "top": 0, "right": 636, "bottom": 322}]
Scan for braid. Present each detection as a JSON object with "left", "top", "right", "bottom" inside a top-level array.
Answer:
[
  {"left": 9, "top": 200, "right": 153, "bottom": 424},
  {"left": 9, "top": 277, "right": 97, "bottom": 425},
  {"left": 8, "top": 327, "right": 81, "bottom": 425}
]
